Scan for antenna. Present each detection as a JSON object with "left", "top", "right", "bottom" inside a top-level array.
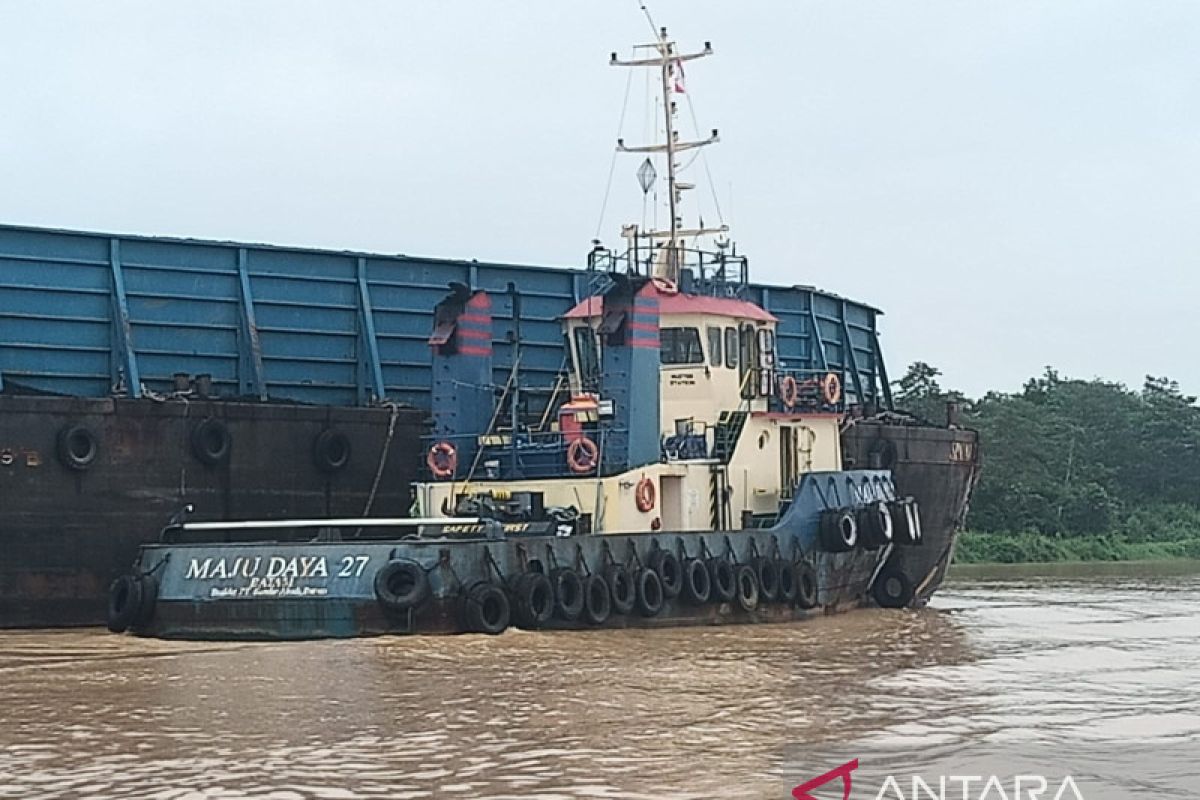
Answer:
[{"left": 637, "top": 0, "right": 658, "bottom": 38}]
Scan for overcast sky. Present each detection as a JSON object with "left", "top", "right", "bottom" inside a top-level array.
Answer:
[{"left": 1, "top": 1, "right": 1196, "bottom": 397}]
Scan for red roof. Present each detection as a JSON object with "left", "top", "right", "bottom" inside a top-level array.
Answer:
[{"left": 563, "top": 286, "right": 777, "bottom": 322}]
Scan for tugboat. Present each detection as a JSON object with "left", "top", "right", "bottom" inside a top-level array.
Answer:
[{"left": 107, "top": 20, "right": 974, "bottom": 640}]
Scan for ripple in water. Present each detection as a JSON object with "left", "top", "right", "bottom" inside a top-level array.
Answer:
[{"left": 1, "top": 563, "right": 1197, "bottom": 798}]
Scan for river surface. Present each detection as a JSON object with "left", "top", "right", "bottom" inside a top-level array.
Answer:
[{"left": 1, "top": 562, "right": 1198, "bottom": 799}]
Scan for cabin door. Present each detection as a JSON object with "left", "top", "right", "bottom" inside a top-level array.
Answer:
[
  {"left": 660, "top": 475, "right": 684, "bottom": 530},
  {"left": 780, "top": 426, "right": 798, "bottom": 499},
  {"left": 738, "top": 325, "right": 755, "bottom": 399}
]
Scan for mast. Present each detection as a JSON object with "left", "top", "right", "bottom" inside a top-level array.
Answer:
[
  {"left": 611, "top": 26, "right": 718, "bottom": 283},
  {"left": 659, "top": 30, "right": 679, "bottom": 266}
]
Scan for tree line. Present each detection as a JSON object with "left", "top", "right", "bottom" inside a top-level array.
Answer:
[{"left": 892, "top": 362, "right": 1200, "bottom": 562}]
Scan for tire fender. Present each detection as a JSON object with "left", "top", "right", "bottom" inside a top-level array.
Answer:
[{"left": 374, "top": 559, "right": 430, "bottom": 612}]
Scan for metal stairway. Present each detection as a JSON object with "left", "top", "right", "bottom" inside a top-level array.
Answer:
[{"left": 712, "top": 409, "right": 748, "bottom": 463}]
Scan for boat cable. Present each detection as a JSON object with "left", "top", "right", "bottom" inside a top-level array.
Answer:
[
  {"left": 914, "top": 460, "right": 981, "bottom": 598},
  {"left": 594, "top": 57, "right": 636, "bottom": 240},
  {"left": 461, "top": 359, "right": 520, "bottom": 487},
  {"left": 360, "top": 400, "right": 400, "bottom": 518},
  {"left": 683, "top": 92, "right": 725, "bottom": 226},
  {"left": 591, "top": 428, "right": 607, "bottom": 530}
]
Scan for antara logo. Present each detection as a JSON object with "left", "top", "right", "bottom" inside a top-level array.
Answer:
[
  {"left": 792, "top": 759, "right": 859, "bottom": 800},
  {"left": 791, "top": 759, "right": 1086, "bottom": 800}
]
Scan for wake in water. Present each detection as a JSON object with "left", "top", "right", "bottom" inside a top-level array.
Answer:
[{"left": 1, "top": 565, "right": 1197, "bottom": 798}]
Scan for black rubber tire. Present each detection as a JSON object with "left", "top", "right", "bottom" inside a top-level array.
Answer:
[
  {"left": 795, "top": 562, "right": 819, "bottom": 609},
  {"left": 648, "top": 549, "right": 682, "bottom": 599},
  {"left": 707, "top": 558, "right": 735, "bottom": 603},
  {"left": 776, "top": 559, "right": 797, "bottom": 604},
  {"left": 734, "top": 564, "right": 760, "bottom": 612},
  {"left": 550, "top": 567, "right": 585, "bottom": 622},
  {"left": 889, "top": 499, "right": 918, "bottom": 545},
  {"left": 858, "top": 501, "right": 894, "bottom": 549},
  {"left": 681, "top": 558, "right": 711, "bottom": 605},
  {"left": 605, "top": 564, "right": 636, "bottom": 615},
  {"left": 634, "top": 568, "right": 664, "bottom": 617},
  {"left": 312, "top": 428, "right": 352, "bottom": 473},
  {"left": 907, "top": 502, "right": 923, "bottom": 544},
  {"left": 819, "top": 508, "right": 858, "bottom": 552},
  {"left": 191, "top": 418, "right": 232, "bottom": 466},
  {"left": 461, "top": 582, "right": 510, "bottom": 634},
  {"left": 56, "top": 424, "right": 98, "bottom": 471},
  {"left": 107, "top": 575, "right": 143, "bottom": 633},
  {"left": 753, "top": 557, "right": 779, "bottom": 603},
  {"left": 582, "top": 573, "right": 611, "bottom": 625},
  {"left": 872, "top": 566, "right": 915, "bottom": 609},
  {"left": 868, "top": 438, "right": 897, "bottom": 470},
  {"left": 135, "top": 574, "right": 158, "bottom": 627},
  {"left": 511, "top": 571, "right": 554, "bottom": 628},
  {"left": 373, "top": 559, "right": 430, "bottom": 611}
]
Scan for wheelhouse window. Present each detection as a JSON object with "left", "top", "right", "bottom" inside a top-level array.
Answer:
[
  {"left": 707, "top": 327, "right": 722, "bottom": 367},
  {"left": 660, "top": 327, "right": 705, "bottom": 365},
  {"left": 724, "top": 327, "right": 739, "bottom": 369},
  {"left": 573, "top": 327, "right": 600, "bottom": 390}
]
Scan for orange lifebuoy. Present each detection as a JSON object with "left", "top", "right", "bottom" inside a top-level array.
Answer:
[
  {"left": 566, "top": 436, "right": 599, "bottom": 474},
  {"left": 635, "top": 477, "right": 656, "bottom": 512},
  {"left": 779, "top": 375, "right": 799, "bottom": 408},
  {"left": 651, "top": 277, "right": 679, "bottom": 295},
  {"left": 820, "top": 373, "right": 842, "bottom": 405},
  {"left": 426, "top": 441, "right": 457, "bottom": 479}
]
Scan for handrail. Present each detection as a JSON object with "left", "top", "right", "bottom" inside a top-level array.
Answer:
[{"left": 179, "top": 517, "right": 480, "bottom": 531}]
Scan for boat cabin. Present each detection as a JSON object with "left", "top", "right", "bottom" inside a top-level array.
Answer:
[{"left": 414, "top": 277, "right": 847, "bottom": 536}]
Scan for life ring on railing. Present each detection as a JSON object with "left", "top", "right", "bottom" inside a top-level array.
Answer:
[
  {"left": 779, "top": 375, "right": 800, "bottom": 408},
  {"left": 426, "top": 441, "right": 457, "bottom": 479},
  {"left": 651, "top": 277, "right": 679, "bottom": 295},
  {"left": 566, "top": 436, "right": 599, "bottom": 474},
  {"left": 820, "top": 372, "right": 843, "bottom": 405},
  {"left": 634, "top": 477, "right": 656, "bottom": 512}
]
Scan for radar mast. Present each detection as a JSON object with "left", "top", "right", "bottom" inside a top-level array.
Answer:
[{"left": 610, "top": 21, "right": 726, "bottom": 284}]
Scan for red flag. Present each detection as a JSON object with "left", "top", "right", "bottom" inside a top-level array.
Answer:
[{"left": 672, "top": 58, "right": 685, "bottom": 93}]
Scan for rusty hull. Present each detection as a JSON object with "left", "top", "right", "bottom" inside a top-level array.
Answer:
[
  {"left": 842, "top": 419, "right": 980, "bottom": 603},
  {"left": 0, "top": 395, "right": 425, "bottom": 628}
]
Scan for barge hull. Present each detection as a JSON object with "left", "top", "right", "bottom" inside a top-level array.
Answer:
[
  {"left": 0, "top": 395, "right": 424, "bottom": 628},
  {"left": 842, "top": 420, "right": 980, "bottom": 602}
]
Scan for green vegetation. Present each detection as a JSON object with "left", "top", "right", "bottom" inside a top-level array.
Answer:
[
  {"left": 893, "top": 363, "right": 1200, "bottom": 564},
  {"left": 955, "top": 530, "right": 1200, "bottom": 564}
]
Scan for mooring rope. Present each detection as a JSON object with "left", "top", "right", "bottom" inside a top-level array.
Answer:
[{"left": 361, "top": 401, "right": 401, "bottom": 517}]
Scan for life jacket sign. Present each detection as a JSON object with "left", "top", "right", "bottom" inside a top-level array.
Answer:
[{"left": 420, "top": 521, "right": 557, "bottom": 537}]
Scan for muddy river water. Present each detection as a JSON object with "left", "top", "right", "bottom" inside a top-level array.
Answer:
[{"left": 1, "top": 562, "right": 1197, "bottom": 799}]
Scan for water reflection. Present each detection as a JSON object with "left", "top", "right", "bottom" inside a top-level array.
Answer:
[{"left": 1, "top": 563, "right": 1197, "bottom": 799}]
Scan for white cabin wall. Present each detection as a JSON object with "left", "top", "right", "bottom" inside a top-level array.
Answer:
[
  {"left": 659, "top": 312, "right": 770, "bottom": 436},
  {"left": 725, "top": 413, "right": 844, "bottom": 520}
]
